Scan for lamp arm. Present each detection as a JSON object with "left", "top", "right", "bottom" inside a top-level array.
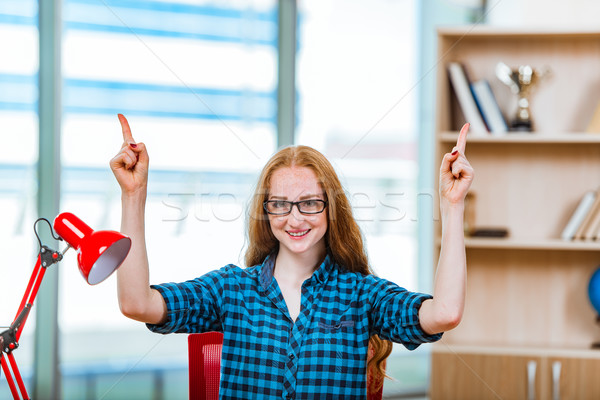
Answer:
[
  {"left": 1, "top": 240, "right": 64, "bottom": 400},
  {"left": 6, "top": 218, "right": 64, "bottom": 348},
  {"left": 13, "top": 245, "right": 62, "bottom": 344},
  {"left": 0, "top": 305, "right": 31, "bottom": 354},
  {"left": 0, "top": 249, "right": 57, "bottom": 400}
]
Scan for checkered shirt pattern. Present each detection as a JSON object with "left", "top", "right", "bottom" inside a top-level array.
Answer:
[{"left": 147, "top": 253, "right": 442, "bottom": 399}]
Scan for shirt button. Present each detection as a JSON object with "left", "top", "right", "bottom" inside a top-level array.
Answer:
[
  {"left": 288, "top": 353, "right": 295, "bottom": 360},
  {"left": 286, "top": 394, "right": 294, "bottom": 400}
]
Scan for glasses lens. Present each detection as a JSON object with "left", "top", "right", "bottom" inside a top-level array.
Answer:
[
  {"left": 298, "top": 200, "right": 325, "bottom": 214},
  {"left": 265, "top": 200, "right": 291, "bottom": 214}
]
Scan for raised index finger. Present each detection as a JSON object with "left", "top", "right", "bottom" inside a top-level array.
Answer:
[
  {"left": 456, "top": 123, "right": 469, "bottom": 154},
  {"left": 118, "top": 113, "right": 135, "bottom": 143}
]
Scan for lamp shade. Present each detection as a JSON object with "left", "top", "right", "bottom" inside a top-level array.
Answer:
[{"left": 53, "top": 212, "right": 131, "bottom": 284}]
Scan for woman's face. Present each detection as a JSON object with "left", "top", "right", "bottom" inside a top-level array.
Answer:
[{"left": 267, "top": 166, "right": 328, "bottom": 260}]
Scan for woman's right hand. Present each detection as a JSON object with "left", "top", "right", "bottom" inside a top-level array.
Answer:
[{"left": 109, "top": 114, "right": 149, "bottom": 196}]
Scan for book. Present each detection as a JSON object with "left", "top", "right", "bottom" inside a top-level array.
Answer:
[
  {"left": 583, "top": 201, "right": 600, "bottom": 240},
  {"left": 470, "top": 79, "right": 508, "bottom": 135},
  {"left": 574, "top": 190, "right": 600, "bottom": 240},
  {"left": 591, "top": 218, "right": 600, "bottom": 241},
  {"left": 586, "top": 192, "right": 600, "bottom": 240},
  {"left": 561, "top": 190, "right": 597, "bottom": 240},
  {"left": 471, "top": 228, "right": 509, "bottom": 238},
  {"left": 447, "top": 62, "right": 488, "bottom": 135},
  {"left": 586, "top": 101, "right": 600, "bottom": 133}
]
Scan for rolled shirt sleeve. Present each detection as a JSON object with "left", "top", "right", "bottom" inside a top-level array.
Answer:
[
  {"left": 366, "top": 275, "right": 443, "bottom": 349},
  {"left": 146, "top": 266, "right": 230, "bottom": 334}
]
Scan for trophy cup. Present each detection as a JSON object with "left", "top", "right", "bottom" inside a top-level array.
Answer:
[{"left": 496, "top": 62, "right": 549, "bottom": 131}]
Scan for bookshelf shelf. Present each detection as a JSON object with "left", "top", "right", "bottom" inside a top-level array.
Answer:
[
  {"left": 464, "top": 237, "right": 600, "bottom": 251},
  {"left": 435, "top": 237, "right": 600, "bottom": 251},
  {"left": 433, "top": 343, "right": 600, "bottom": 359},
  {"left": 439, "top": 132, "right": 600, "bottom": 144},
  {"left": 431, "top": 27, "right": 600, "bottom": 400},
  {"left": 436, "top": 26, "right": 600, "bottom": 39}
]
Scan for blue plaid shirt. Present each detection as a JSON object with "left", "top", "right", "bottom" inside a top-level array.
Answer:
[{"left": 147, "top": 253, "right": 442, "bottom": 399}]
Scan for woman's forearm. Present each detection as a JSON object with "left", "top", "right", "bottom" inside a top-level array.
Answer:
[
  {"left": 420, "top": 202, "right": 467, "bottom": 334},
  {"left": 117, "top": 191, "right": 166, "bottom": 324}
]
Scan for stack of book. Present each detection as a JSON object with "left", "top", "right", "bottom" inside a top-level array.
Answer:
[
  {"left": 447, "top": 62, "right": 509, "bottom": 135},
  {"left": 561, "top": 189, "right": 600, "bottom": 241}
]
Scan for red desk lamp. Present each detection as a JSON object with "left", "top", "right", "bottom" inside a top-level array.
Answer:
[{"left": 0, "top": 212, "right": 131, "bottom": 400}]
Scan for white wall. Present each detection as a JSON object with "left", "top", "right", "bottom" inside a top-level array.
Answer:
[{"left": 485, "top": 0, "right": 600, "bottom": 26}]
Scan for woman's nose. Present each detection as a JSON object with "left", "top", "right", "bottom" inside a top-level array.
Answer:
[{"left": 288, "top": 203, "right": 305, "bottom": 221}]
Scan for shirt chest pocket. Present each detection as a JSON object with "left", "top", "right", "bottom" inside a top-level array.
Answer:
[
  {"left": 308, "top": 319, "right": 362, "bottom": 362},
  {"left": 317, "top": 320, "right": 355, "bottom": 331},
  {"left": 312, "top": 319, "right": 357, "bottom": 346}
]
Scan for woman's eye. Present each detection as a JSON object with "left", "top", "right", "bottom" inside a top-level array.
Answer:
[
  {"left": 272, "top": 201, "right": 288, "bottom": 208},
  {"left": 304, "top": 200, "right": 318, "bottom": 207}
]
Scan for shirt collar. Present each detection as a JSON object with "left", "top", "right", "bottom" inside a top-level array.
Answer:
[
  {"left": 258, "top": 252, "right": 334, "bottom": 291},
  {"left": 258, "top": 253, "right": 276, "bottom": 291},
  {"left": 310, "top": 253, "right": 333, "bottom": 286}
]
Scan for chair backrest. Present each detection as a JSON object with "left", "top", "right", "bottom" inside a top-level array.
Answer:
[
  {"left": 188, "top": 332, "right": 223, "bottom": 400},
  {"left": 188, "top": 331, "right": 383, "bottom": 400}
]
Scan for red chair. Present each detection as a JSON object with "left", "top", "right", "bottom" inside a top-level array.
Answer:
[
  {"left": 188, "top": 332, "right": 223, "bottom": 400},
  {"left": 188, "top": 332, "right": 383, "bottom": 400}
]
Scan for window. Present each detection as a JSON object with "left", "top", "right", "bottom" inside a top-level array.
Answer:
[
  {"left": 59, "top": 1, "right": 277, "bottom": 398},
  {"left": 0, "top": 0, "right": 38, "bottom": 396}
]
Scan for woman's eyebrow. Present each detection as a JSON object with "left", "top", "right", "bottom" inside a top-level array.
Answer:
[
  {"left": 298, "top": 194, "right": 324, "bottom": 200},
  {"left": 268, "top": 193, "right": 324, "bottom": 200}
]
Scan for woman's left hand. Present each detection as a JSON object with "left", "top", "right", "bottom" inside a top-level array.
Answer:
[{"left": 439, "top": 123, "right": 474, "bottom": 206}]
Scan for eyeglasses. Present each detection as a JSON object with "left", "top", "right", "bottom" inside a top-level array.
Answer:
[{"left": 263, "top": 199, "right": 328, "bottom": 215}]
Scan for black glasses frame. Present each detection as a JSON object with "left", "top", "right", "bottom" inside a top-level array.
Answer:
[{"left": 263, "top": 199, "right": 328, "bottom": 215}]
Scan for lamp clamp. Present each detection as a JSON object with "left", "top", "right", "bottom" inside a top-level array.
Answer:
[
  {"left": 39, "top": 245, "right": 62, "bottom": 268},
  {"left": 0, "top": 327, "right": 17, "bottom": 354}
]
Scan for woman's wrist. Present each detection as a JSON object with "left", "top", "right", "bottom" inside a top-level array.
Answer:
[
  {"left": 121, "top": 188, "right": 147, "bottom": 204},
  {"left": 121, "top": 190, "right": 147, "bottom": 221},
  {"left": 440, "top": 199, "right": 465, "bottom": 215}
]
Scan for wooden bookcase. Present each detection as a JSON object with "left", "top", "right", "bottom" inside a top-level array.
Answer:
[{"left": 431, "top": 27, "right": 600, "bottom": 400}]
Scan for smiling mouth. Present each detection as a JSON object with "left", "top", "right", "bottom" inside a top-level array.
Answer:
[{"left": 287, "top": 229, "right": 310, "bottom": 237}]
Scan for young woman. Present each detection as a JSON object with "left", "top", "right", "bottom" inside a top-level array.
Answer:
[{"left": 110, "top": 114, "right": 473, "bottom": 399}]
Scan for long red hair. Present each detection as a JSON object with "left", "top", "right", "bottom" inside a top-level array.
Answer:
[{"left": 245, "top": 145, "right": 392, "bottom": 386}]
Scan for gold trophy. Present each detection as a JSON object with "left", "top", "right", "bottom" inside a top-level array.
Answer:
[{"left": 496, "top": 62, "right": 549, "bottom": 131}]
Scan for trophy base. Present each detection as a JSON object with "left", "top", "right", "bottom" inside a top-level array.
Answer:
[{"left": 510, "top": 120, "right": 533, "bottom": 132}]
